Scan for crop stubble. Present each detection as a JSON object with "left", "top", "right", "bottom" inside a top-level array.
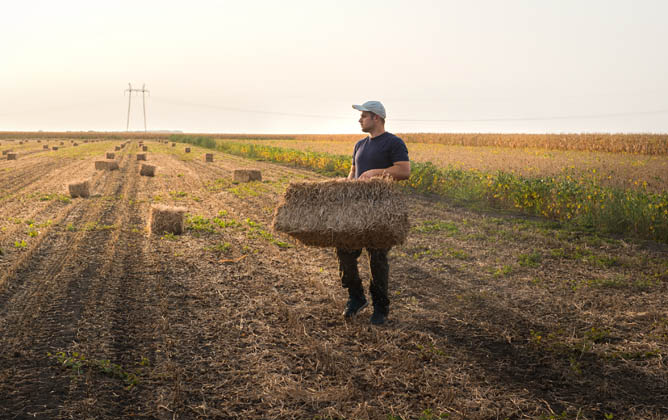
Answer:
[{"left": 0, "top": 140, "right": 666, "bottom": 419}]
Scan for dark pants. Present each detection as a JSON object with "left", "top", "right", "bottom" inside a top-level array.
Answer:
[{"left": 336, "top": 248, "right": 390, "bottom": 314}]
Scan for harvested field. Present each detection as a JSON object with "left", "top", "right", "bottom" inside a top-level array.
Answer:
[{"left": 0, "top": 138, "right": 666, "bottom": 420}]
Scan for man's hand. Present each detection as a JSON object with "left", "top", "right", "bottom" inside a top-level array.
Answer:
[{"left": 359, "top": 161, "right": 410, "bottom": 181}]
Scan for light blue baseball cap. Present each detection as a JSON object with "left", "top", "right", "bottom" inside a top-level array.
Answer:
[{"left": 352, "top": 101, "right": 386, "bottom": 119}]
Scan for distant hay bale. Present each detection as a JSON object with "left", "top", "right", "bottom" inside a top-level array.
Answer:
[
  {"left": 137, "top": 153, "right": 147, "bottom": 161},
  {"left": 1, "top": 150, "right": 11, "bottom": 155},
  {"left": 114, "top": 146, "right": 120, "bottom": 151},
  {"left": 43, "top": 145, "right": 49, "bottom": 149},
  {"left": 106, "top": 152, "right": 115, "bottom": 159},
  {"left": 234, "top": 169, "right": 262, "bottom": 183},
  {"left": 185, "top": 147, "right": 191, "bottom": 153},
  {"left": 205, "top": 153, "right": 213, "bottom": 162},
  {"left": 84, "top": 140, "right": 89, "bottom": 143},
  {"left": 60, "top": 142, "right": 64, "bottom": 145},
  {"left": 272, "top": 179, "right": 409, "bottom": 249},
  {"left": 68, "top": 180, "right": 90, "bottom": 198},
  {"left": 142, "top": 146, "right": 148, "bottom": 151},
  {"left": 95, "top": 160, "right": 119, "bottom": 171},
  {"left": 19, "top": 141, "right": 24, "bottom": 145},
  {"left": 140, "top": 164, "right": 156, "bottom": 177},
  {"left": 7, "top": 153, "right": 17, "bottom": 160},
  {"left": 52, "top": 147, "right": 58, "bottom": 151},
  {"left": 73, "top": 143, "right": 78, "bottom": 146},
  {"left": 171, "top": 143, "right": 176, "bottom": 147},
  {"left": 149, "top": 205, "right": 186, "bottom": 235}
]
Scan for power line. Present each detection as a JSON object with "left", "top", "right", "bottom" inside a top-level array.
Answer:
[
  {"left": 125, "top": 83, "right": 150, "bottom": 131},
  {"left": 151, "top": 96, "right": 668, "bottom": 122}
]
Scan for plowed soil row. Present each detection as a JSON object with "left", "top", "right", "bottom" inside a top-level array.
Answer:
[{"left": 0, "top": 140, "right": 666, "bottom": 419}]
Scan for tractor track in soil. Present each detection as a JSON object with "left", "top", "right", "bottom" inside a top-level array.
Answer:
[
  {"left": 1, "top": 144, "right": 666, "bottom": 419},
  {"left": 0, "top": 151, "right": 140, "bottom": 418}
]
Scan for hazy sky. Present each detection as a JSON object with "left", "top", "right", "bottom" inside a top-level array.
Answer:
[{"left": 2, "top": 0, "right": 667, "bottom": 134}]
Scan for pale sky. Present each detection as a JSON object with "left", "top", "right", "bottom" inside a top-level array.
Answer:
[{"left": 1, "top": 0, "right": 667, "bottom": 134}]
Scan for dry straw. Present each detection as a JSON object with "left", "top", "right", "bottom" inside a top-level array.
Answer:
[
  {"left": 68, "top": 180, "right": 90, "bottom": 198},
  {"left": 7, "top": 153, "right": 17, "bottom": 160},
  {"left": 205, "top": 153, "right": 213, "bottom": 162},
  {"left": 273, "top": 178, "right": 409, "bottom": 249},
  {"left": 106, "top": 152, "right": 115, "bottom": 159},
  {"left": 150, "top": 205, "right": 186, "bottom": 235},
  {"left": 140, "top": 164, "right": 155, "bottom": 177},
  {"left": 137, "top": 153, "right": 147, "bottom": 161},
  {"left": 95, "top": 160, "right": 119, "bottom": 171},
  {"left": 234, "top": 169, "right": 262, "bottom": 183}
]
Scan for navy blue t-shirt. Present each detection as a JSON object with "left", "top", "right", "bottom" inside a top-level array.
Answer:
[{"left": 352, "top": 132, "right": 409, "bottom": 179}]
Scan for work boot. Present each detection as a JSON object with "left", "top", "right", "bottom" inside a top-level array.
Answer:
[
  {"left": 370, "top": 305, "right": 388, "bottom": 325},
  {"left": 343, "top": 293, "right": 368, "bottom": 319}
]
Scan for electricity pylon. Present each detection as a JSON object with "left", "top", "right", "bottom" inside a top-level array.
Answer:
[{"left": 125, "top": 83, "right": 150, "bottom": 132}]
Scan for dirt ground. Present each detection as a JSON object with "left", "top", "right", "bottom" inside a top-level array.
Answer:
[{"left": 0, "top": 139, "right": 666, "bottom": 419}]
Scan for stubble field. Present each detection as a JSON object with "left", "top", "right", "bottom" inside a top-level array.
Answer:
[{"left": 0, "top": 137, "right": 666, "bottom": 419}]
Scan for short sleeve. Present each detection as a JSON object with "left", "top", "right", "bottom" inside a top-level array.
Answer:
[
  {"left": 390, "top": 138, "right": 409, "bottom": 163},
  {"left": 352, "top": 142, "right": 359, "bottom": 165}
]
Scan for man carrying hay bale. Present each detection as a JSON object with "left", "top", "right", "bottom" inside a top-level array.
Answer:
[{"left": 337, "top": 100, "right": 410, "bottom": 325}]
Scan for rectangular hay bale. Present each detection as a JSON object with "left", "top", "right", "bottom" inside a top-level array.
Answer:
[
  {"left": 150, "top": 205, "right": 186, "bottom": 235},
  {"left": 94, "top": 160, "right": 119, "bottom": 171},
  {"left": 205, "top": 153, "right": 213, "bottom": 162},
  {"left": 233, "top": 169, "right": 262, "bottom": 183},
  {"left": 114, "top": 146, "right": 120, "bottom": 151},
  {"left": 7, "top": 153, "right": 17, "bottom": 160},
  {"left": 185, "top": 147, "right": 190, "bottom": 153},
  {"left": 106, "top": 152, "right": 115, "bottom": 159},
  {"left": 142, "top": 146, "right": 148, "bottom": 151},
  {"left": 43, "top": 145, "right": 49, "bottom": 149},
  {"left": 68, "top": 180, "right": 90, "bottom": 198},
  {"left": 140, "top": 164, "right": 155, "bottom": 177},
  {"left": 137, "top": 153, "right": 147, "bottom": 161},
  {"left": 2, "top": 150, "right": 11, "bottom": 155},
  {"left": 272, "top": 179, "right": 409, "bottom": 249}
]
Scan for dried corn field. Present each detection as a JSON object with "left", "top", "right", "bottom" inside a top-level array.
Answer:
[{"left": 0, "top": 136, "right": 666, "bottom": 419}]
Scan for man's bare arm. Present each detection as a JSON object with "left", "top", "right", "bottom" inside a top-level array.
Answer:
[
  {"left": 347, "top": 165, "right": 356, "bottom": 180},
  {"left": 358, "top": 161, "right": 410, "bottom": 181}
]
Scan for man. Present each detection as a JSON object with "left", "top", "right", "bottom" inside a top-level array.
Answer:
[{"left": 338, "top": 100, "right": 410, "bottom": 325}]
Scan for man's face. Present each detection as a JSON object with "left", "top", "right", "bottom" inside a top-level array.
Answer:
[{"left": 359, "top": 111, "right": 376, "bottom": 133}]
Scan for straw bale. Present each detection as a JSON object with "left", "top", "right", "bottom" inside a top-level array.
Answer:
[
  {"left": 43, "top": 145, "right": 49, "bottom": 149},
  {"left": 60, "top": 142, "right": 64, "bottom": 145},
  {"left": 171, "top": 142, "right": 176, "bottom": 147},
  {"left": 142, "top": 146, "right": 148, "bottom": 151},
  {"left": 52, "top": 147, "right": 58, "bottom": 151},
  {"left": 137, "top": 153, "right": 147, "bottom": 161},
  {"left": 1, "top": 150, "right": 11, "bottom": 155},
  {"left": 272, "top": 178, "right": 409, "bottom": 249},
  {"left": 73, "top": 143, "right": 78, "bottom": 146},
  {"left": 7, "top": 153, "right": 17, "bottom": 160},
  {"left": 149, "top": 205, "right": 186, "bottom": 235},
  {"left": 68, "top": 180, "right": 90, "bottom": 198},
  {"left": 94, "top": 160, "right": 119, "bottom": 171},
  {"left": 115, "top": 146, "right": 120, "bottom": 151},
  {"left": 185, "top": 147, "right": 191, "bottom": 153},
  {"left": 106, "top": 152, "right": 115, "bottom": 159},
  {"left": 205, "top": 153, "right": 213, "bottom": 162},
  {"left": 233, "top": 169, "right": 262, "bottom": 183},
  {"left": 140, "top": 164, "right": 155, "bottom": 177}
]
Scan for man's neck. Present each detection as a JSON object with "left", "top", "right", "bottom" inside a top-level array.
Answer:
[{"left": 369, "top": 128, "right": 386, "bottom": 139}]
